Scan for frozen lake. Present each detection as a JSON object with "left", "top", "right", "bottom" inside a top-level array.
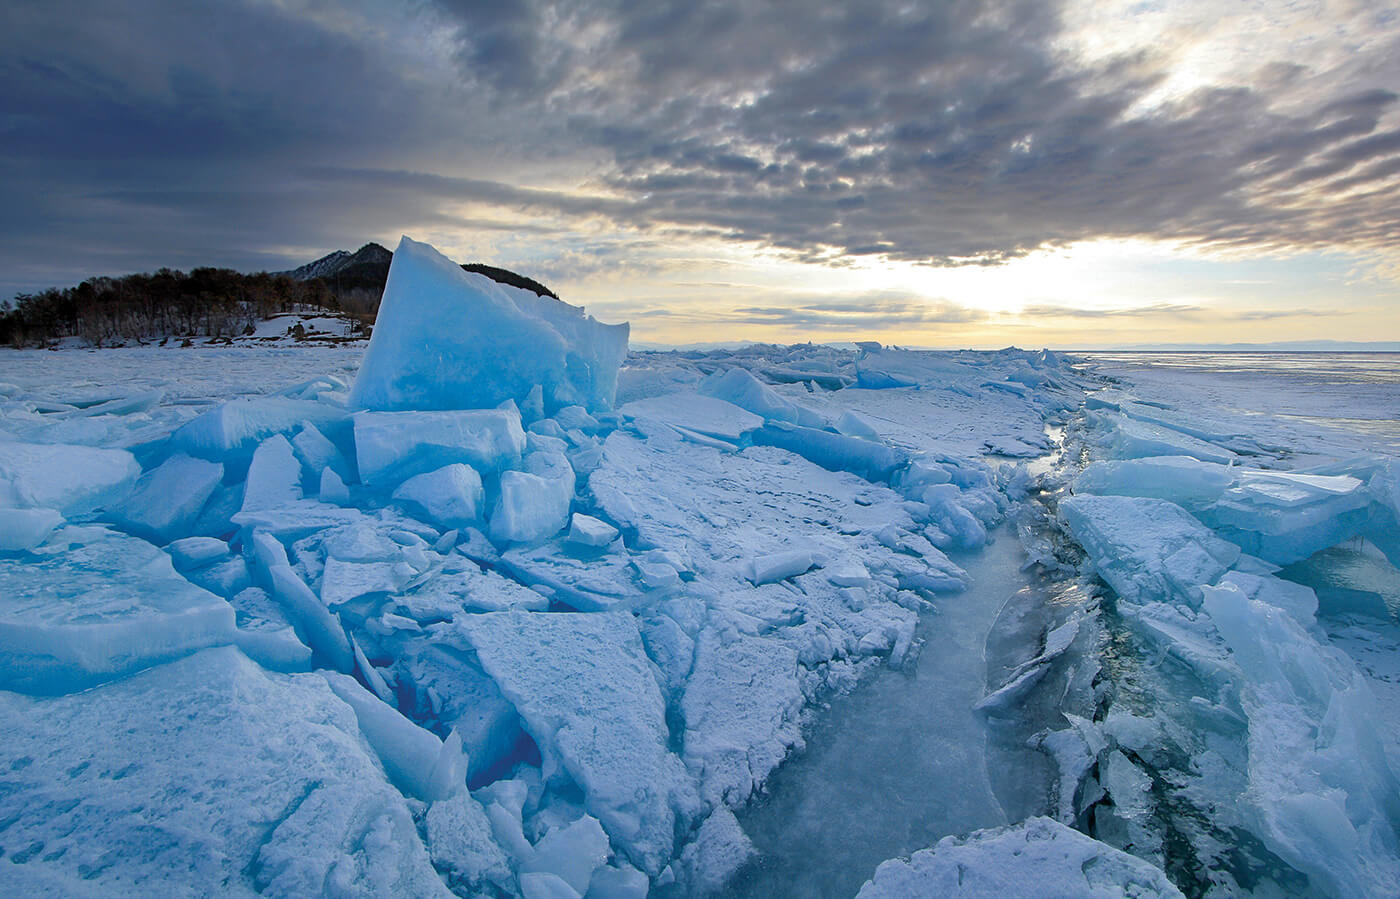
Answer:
[{"left": 2, "top": 337, "right": 1399, "bottom": 898}]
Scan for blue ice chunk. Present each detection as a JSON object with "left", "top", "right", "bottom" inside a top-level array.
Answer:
[
  {"left": 1059, "top": 494, "right": 1240, "bottom": 607},
  {"left": 0, "top": 441, "right": 141, "bottom": 516},
  {"left": 699, "top": 368, "right": 825, "bottom": 427},
  {"left": 111, "top": 453, "right": 223, "bottom": 544},
  {"left": 353, "top": 407, "right": 526, "bottom": 486},
  {"left": 169, "top": 396, "right": 349, "bottom": 468},
  {"left": 248, "top": 529, "right": 354, "bottom": 673},
  {"left": 752, "top": 422, "right": 909, "bottom": 483},
  {"left": 350, "top": 236, "right": 629, "bottom": 414}
]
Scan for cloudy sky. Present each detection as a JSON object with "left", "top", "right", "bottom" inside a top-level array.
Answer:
[{"left": 4, "top": 0, "right": 1399, "bottom": 347}]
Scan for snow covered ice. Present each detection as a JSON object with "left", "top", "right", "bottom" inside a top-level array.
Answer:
[{"left": 2, "top": 240, "right": 1399, "bottom": 898}]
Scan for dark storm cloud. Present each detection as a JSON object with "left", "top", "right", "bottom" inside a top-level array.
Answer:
[
  {"left": 432, "top": 0, "right": 1400, "bottom": 261},
  {"left": 3, "top": 0, "right": 1400, "bottom": 299}
]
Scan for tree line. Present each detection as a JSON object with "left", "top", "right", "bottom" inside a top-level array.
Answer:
[
  {"left": 0, "top": 268, "right": 339, "bottom": 347},
  {"left": 1, "top": 255, "right": 560, "bottom": 347}
]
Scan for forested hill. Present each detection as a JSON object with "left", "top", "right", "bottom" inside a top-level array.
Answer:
[{"left": 1, "top": 245, "right": 559, "bottom": 346}]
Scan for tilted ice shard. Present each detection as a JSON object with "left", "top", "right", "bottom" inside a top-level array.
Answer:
[
  {"left": 350, "top": 236, "right": 629, "bottom": 414},
  {"left": 455, "top": 609, "right": 701, "bottom": 876}
]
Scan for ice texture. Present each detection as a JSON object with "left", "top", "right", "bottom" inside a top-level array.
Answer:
[
  {"left": 683, "top": 628, "right": 804, "bottom": 807},
  {"left": 0, "top": 647, "right": 451, "bottom": 897},
  {"left": 171, "top": 396, "right": 348, "bottom": 466},
  {"left": 566, "top": 513, "right": 618, "bottom": 547},
  {"left": 621, "top": 392, "right": 764, "bottom": 442},
  {"left": 857, "top": 817, "right": 1184, "bottom": 898},
  {"left": 241, "top": 434, "right": 303, "bottom": 512},
  {"left": 425, "top": 789, "right": 514, "bottom": 895},
  {"left": 455, "top": 609, "right": 700, "bottom": 875},
  {"left": 0, "top": 526, "right": 235, "bottom": 693},
  {"left": 0, "top": 507, "right": 62, "bottom": 551},
  {"left": 350, "top": 236, "right": 628, "bottom": 414},
  {"left": 12, "top": 338, "right": 1394, "bottom": 897},
  {"left": 698, "top": 367, "right": 825, "bottom": 427},
  {"left": 324, "top": 672, "right": 468, "bottom": 802}
]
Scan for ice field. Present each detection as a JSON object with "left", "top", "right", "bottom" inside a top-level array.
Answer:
[{"left": 2, "top": 238, "right": 1399, "bottom": 897}]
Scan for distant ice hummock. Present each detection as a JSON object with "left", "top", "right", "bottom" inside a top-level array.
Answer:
[{"left": 349, "top": 236, "right": 629, "bottom": 414}]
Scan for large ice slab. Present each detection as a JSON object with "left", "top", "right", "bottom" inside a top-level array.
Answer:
[
  {"left": 857, "top": 817, "right": 1184, "bottom": 898},
  {"left": 1059, "top": 494, "right": 1239, "bottom": 607},
  {"left": 455, "top": 609, "right": 700, "bottom": 876},
  {"left": 1202, "top": 469, "right": 1371, "bottom": 564},
  {"left": 751, "top": 422, "right": 908, "bottom": 483},
  {"left": 0, "top": 441, "right": 140, "bottom": 516},
  {"left": 620, "top": 392, "right": 763, "bottom": 442},
  {"left": 1074, "top": 456, "right": 1234, "bottom": 507},
  {"left": 170, "top": 396, "right": 348, "bottom": 465},
  {"left": 350, "top": 236, "right": 629, "bottom": 414},
  {"left": 0, "top": 526, "right": 235, "bottom": 693},
  {"left": 698, "top": 367, "right": 825, "bottom": 427},
  {"left": 0, "top": 646, "right": 451, "bottom": 897},
  {"left": 111, "top": 453, "right": 224, "bottom": 544},
  {"left": 354, "top": 408, "right": 526, "bottom": 486},
  {"left": 1093, "top": 411, "right": 1236, "bottom": 465},
  {"left": 682, "top": 628, "right": 804, "bottom": 807}
]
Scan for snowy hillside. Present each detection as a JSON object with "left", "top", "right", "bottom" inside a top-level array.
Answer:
[{"left": 1, "top": 237, "right": 1398, "bottom": 898}]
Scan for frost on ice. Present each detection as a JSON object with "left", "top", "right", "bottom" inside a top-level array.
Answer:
[{"left": 4, "top": 237, "right": 1397, "bottom": 897}]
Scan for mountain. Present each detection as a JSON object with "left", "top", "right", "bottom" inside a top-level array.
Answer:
[
  {"left": 285, "top": 242, "right": 394, "bottom": 293},
  {"left": 286, "top": 243, "right": 558, "bottom": 300}
]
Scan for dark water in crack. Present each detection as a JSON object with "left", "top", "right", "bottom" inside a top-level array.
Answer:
[{"left": 720, "top": 530, "right": 1049, "bottom": 899}]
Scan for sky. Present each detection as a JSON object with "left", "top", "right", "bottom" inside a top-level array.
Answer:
[{"left": 3, "top": 0, "right": 1400, "bottom": 348}]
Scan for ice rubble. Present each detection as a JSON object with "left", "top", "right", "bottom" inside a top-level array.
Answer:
[
  {"left": 0, "top": 239, "right": 1203, "bottom": 897},
  {"left": 1047, "top": 386, "right": 1400, "bottom": 896}
]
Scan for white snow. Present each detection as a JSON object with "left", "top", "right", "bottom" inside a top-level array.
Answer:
[
  {"left": 0, "top": 647, "right": 451, "bottom": 897},
  {"left": 857, "top": 817, "right": 1185, "bottom": 898},
  {"left": 455, "top": 609, "right": 701, "bottom": 876}
]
